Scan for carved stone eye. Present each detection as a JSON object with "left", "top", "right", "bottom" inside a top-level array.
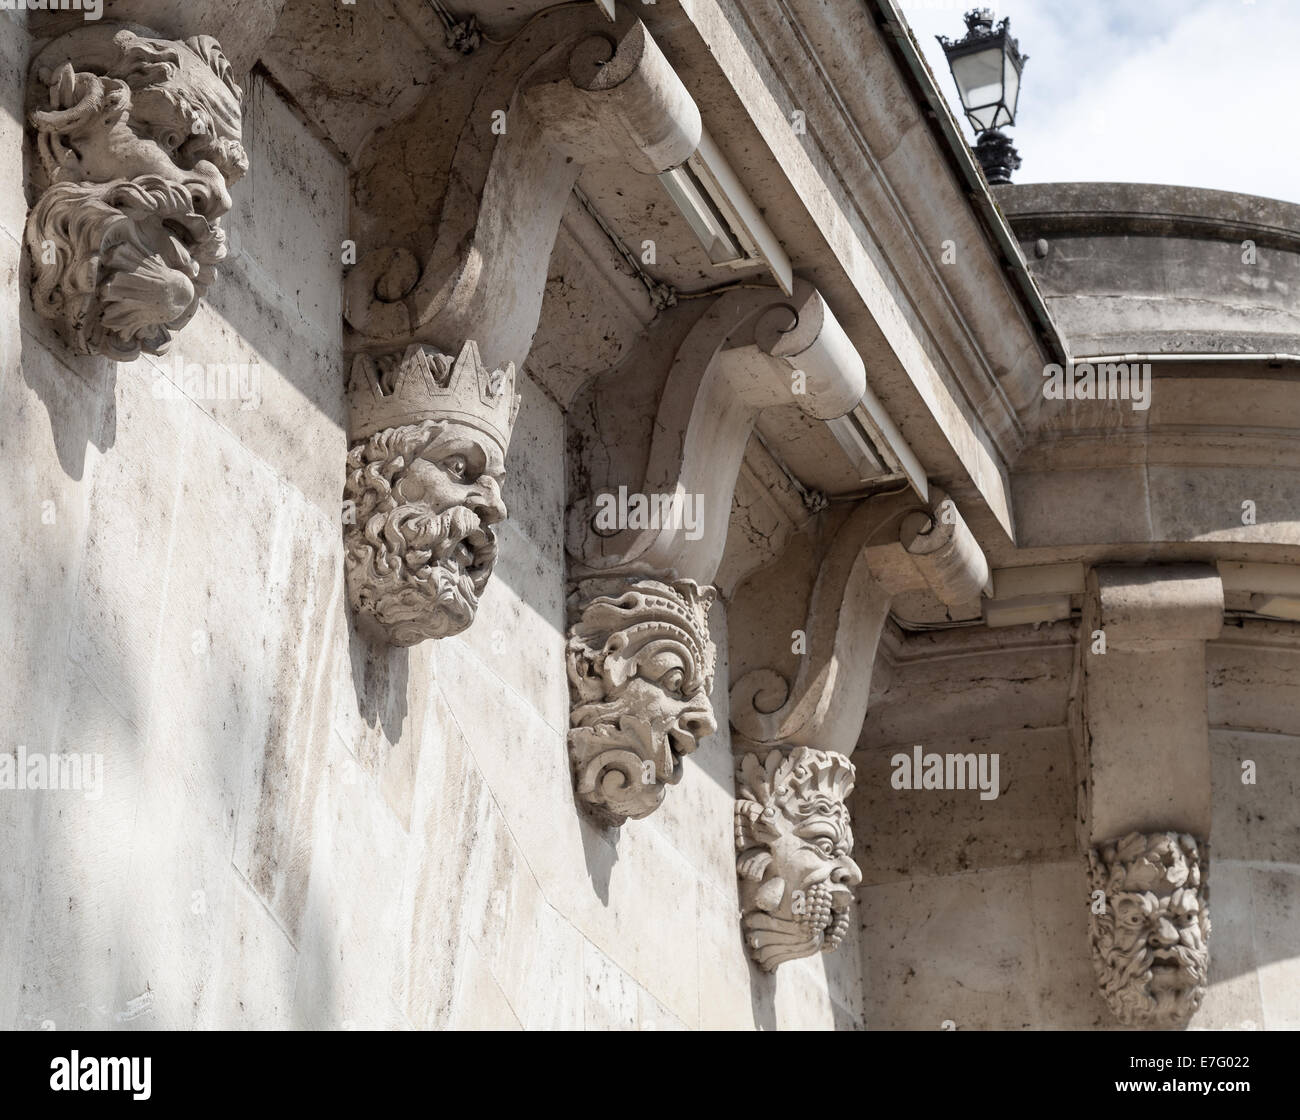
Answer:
[{"left": 442, "top": 454, "right": 470, "bottom": 481}]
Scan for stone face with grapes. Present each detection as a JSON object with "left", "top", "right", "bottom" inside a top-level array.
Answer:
[{"left": 735, "top": 747, "right": 862, "bottom": 971}]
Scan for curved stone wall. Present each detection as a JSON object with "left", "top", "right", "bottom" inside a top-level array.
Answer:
[{"left": 999, "top": 182, "right": 1300, "bottom": 358}]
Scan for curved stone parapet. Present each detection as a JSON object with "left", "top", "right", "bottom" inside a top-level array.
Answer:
[{"left": 999, "top": 182, "right": 1300, "bottom": 357}]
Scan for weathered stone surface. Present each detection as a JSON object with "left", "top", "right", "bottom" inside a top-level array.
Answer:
[
  {"left": 567, "top": 577, "right": 718, "bottom": 826},
  {"left": 25, "top": 25, "right": 247, "bottom": 359},
  {"left": 1088, "top": 831, "right": 1210, "bottom": 1030},
  {"left": 30, "top": 1, "right": 286, "bottom": 76},
  {"left": 1002, "top": 182, "right": 1300, "bottom": 357},
  {"left": 735, "top": 748, "right": 861, "bottom": 972},
  {"left": 855, "top": 727, "right": 1073, "bottom": 887}
]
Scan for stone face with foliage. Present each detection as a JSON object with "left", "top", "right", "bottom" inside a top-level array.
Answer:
[
  {"left": 1088, "top": 831, "right": 1210, "bottom": 1029},
  {"left": 735, "top": 748, "right": 861, "bottom": 972}
]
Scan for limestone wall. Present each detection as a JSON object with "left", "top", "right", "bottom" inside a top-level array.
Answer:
[
  {"left": 856, "top": 620, "right": 1300, "bottom": 1030},
  {"left": 0, "top": 9, "right": 854, "bottom": 1030}
]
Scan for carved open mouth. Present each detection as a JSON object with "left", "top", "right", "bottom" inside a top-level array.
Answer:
[
  {"left": 162, "top": 212, "right": 214, "bottom": 248},
  {"left": 624, "top": 718, "right": 682, "bottom": 786},
  {"left": 463, "top": 526, "right": 497, "bottom": 578},
  {"left": 440, "top": 523, "right": 497, "bottom": 588},
  {"left": 1144, "top": 948, "right": 1202, "bottom": 993}
]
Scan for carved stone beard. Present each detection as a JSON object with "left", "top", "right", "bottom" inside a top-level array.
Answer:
[
  {"left": 566, "top": 580, "right": 717, "bottom": 827},
  {"left": 27, "top": 175, "right": 228, "bottom": 359},
  {"left": 1089, "top": 831, "right": 1210, "bottom": 1029},
  {"left": 346, "top": 502, "right": 496, "bottom": 646},
  {"left": 735, "top": 748, "right": 862, "bottom": 972},
  {"left": 344, "top": 423, "right": 501, "bottom": 647},
  {"left": 738, "top": 803, "right": 859, "bottom": 971},
  {"left": 1094, "top": 928, "right": 1209, "bottom": 1027},
  {"left": 740, "top": 884, "right": 856, "bottom": 970},
  {"left": 568, "top": 655, "right": 713, "bottom": 824}
]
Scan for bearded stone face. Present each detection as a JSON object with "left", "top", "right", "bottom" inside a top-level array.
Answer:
[
  {"left": 26, "top": 27, "right": 247, "bottom": 359},
  {"left": 343, "top": 419, "right": 507, "bottom": 646},
  {"left": 735, "top": 748, "right": 862, "bottom": 972},
  {"left": 567, "top": 579, "right": 717, "bottom": 826},
  {"left": 1089, "top": 831, "right": 1210, "bottom": 1028}
]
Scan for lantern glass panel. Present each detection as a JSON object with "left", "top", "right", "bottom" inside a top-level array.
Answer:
[
  {"left": 951, "top": 46, "right": 1005, "bottom": 130},
  {"left": 1002, "top": 49, "right": 1021, "bottom": 125}
]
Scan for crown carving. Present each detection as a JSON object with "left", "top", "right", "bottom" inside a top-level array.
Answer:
[
  {"left": 570, "top": 578, "right": 717, "bottom": 688},
  {"left": 347, "top": 340, "right": 521, "bottom": 449}
]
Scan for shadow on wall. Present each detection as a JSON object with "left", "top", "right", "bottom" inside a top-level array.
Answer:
[
  {"left": 578, "top": 818, "right": 619, "bottom": 907},
  {"left": 16, "top": 99, "right": 118, "bottom": 476},
  {"left": 343, "top": 607, "right": 410, "bottom": 744}
]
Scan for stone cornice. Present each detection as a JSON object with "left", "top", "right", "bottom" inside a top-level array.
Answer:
[
  {"left": 655, "top": 0, "right": 1064, "bottom": 541},
  {"left": 999, "top": 181, "right": 1300, "bottom": 254}
]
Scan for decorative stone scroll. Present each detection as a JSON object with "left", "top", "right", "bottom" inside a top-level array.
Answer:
[
  {"left": 735, "top": 747, "right": 862, "bottom": 971},
  {"left": 343, "top": 341, "right": 520, "bottom": 646},
  {"left": 345, "top": 12, "right": 701, "bottom": 371},
  {"left": 567, "top": 281, "right": 869, "bottom": 585},
  {"left": 1087, "top": 831, "right": 1210, "bottom": 1029},
  {"left": 729, "top": 489, "right": 988, "bottom": 757},
  {"left": 566, "top": 577, "right": 717, "bottom": 826},
  {"left": 26, "top": 25, "right": 247, "bottom": 359}
]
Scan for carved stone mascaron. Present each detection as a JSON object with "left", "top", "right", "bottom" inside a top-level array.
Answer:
[
  {"left": 1088, "top": 830, "right": 1210, "bottom": 1029},
  {"left": 566, "top": 577, "right": 718, "bottom": 826},
  {"left": 26, "top": 25, "right": 247, "bottom": 359},
  {"left": 735, "top": 747, "right": 862, "bottom": 972},
  {"left": 343, "top": 341, "right": 520, "bottom": 646}
]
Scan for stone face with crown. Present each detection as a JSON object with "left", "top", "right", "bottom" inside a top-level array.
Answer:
[
  {"left": 735, "top": 747, "right": 863, "bottom": 971},
  {"left": 342, "top": 340, "right": 521, "bottom": 646},
  {"left": 566, "top": 577, "right": 719, "bottom": 826}
]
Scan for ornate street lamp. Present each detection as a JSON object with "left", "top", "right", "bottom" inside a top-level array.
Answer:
[{"left": 937, "top": 8, "right": 1028, "bottom": 185}]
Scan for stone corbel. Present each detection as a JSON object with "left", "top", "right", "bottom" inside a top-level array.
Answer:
[
  {"left": 340, "top": 12, "right": 697, "bottom": 646},
  {"left": 562, "top": 280, "right": 867, "bottom": 825},
  {"left": 1073, "top": 564, "right": 1221, "bottom": 1028},
  {"left": 25, "top": 23, "right": 247, "bottom": 359},
  {"left": 567, "top": 280, "right": 866, "bottom": 585},
  {"left": 727, "top": 489, "right": 988, "bottom": 969},
  {"left": 729, "top": 488, "right": 989, "bottom": 755},
  {"left": 344, "top": 11, "right": 701, "bottom": 371}
]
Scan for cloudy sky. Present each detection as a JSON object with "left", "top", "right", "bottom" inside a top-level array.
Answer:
[{"left": 900, "top": 0, "right": 1300, "bottom": 205}]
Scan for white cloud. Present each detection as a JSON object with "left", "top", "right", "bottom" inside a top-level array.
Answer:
[{"left": 903, "top": 0, "right": 1300, "bottom": 205}]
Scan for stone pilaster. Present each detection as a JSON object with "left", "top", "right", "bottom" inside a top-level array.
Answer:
[{"left": 1075, "top": 563, "right": 1222, "bottom": 1028}]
